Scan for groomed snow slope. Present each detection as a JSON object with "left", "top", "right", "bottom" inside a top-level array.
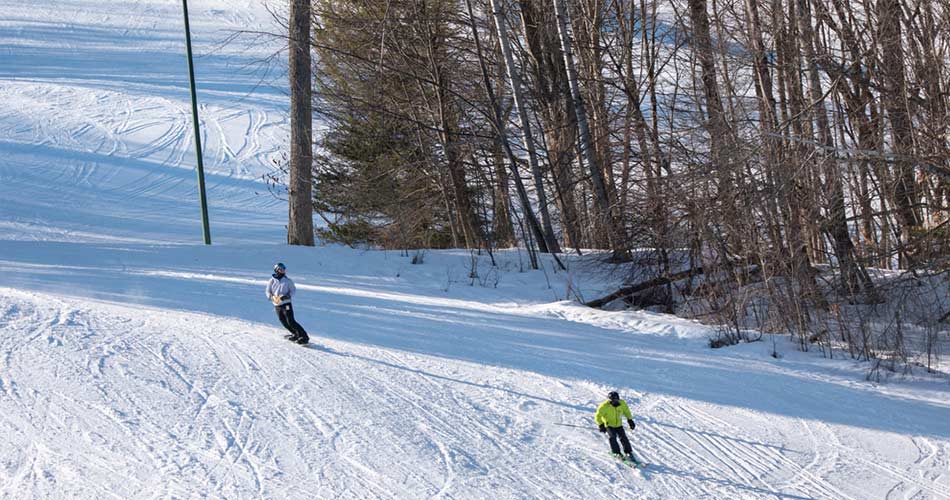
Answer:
[{"left": 1, "top": 1, "right": 949, "bottom": 499}]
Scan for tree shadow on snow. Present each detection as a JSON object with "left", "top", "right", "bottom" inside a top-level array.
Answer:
[{"left": 1, "top": 240, "right": 948, "bottom": 443}]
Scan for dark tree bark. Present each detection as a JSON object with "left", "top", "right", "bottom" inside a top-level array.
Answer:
[
  {"left": 797, "top": 0, "right": 873, "bottom": 294},
  {"left": 877, "top": 0, "right": 922, "bottom": 265},
  {"left": 520, "top": 0, "right": 583, "bottom": 250},
  {"left": 288, "top": 0, "right": 315, "bottom": 246},
  {"left": 687, "top": 0, "right": 743, "bottom": 258},
  {"left": 744, "top": 0, "right": 784, "bottom": 251}
]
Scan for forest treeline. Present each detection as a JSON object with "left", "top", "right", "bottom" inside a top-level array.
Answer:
[{"left": 295, "top": 0, "right": 948, "bottom": 351}]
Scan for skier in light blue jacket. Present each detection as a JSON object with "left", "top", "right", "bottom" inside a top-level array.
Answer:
[{"left": 266, "top": 263, "right": 309, "bottom": 344}]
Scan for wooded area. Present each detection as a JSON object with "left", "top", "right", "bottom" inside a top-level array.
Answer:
[{"left": 291, "top": 0, "right": 947, "bottom": 359}]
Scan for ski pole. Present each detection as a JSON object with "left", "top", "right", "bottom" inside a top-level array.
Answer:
[{"left": 554, "top": 423, "right": 598, "bottom": 432}]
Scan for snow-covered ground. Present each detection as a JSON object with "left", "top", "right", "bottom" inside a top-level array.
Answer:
[{"left": 1, "top": 1, "right": 949, "bottom": 499}]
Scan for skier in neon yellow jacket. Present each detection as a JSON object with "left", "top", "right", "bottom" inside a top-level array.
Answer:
[{"left": 595, "top": 391, "right": 636, "bottom": 460}]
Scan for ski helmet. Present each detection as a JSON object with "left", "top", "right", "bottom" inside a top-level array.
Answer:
[
  {"left": 274, "top": 262, "right": 286, "bottom": 273},
  {"left": 607, "top": 391, "right": 620, "bottom": 401}
]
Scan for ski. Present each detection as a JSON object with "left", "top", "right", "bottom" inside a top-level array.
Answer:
[{"left": 611, "top": 453, "right": 647, "bottom": 469}]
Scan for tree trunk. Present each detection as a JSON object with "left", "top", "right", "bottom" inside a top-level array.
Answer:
[
  {"left": 610, "top": 0, "right": 663, "bottom": 247},
  {"left": 798, "top": 0, "right": 873, "bottom": 295},
  {"left": 687, "top": 0, "right": 741, "bottom": 257},
  {"left": 520, "top": 0, "right": 583, "bottom": 250},
  {"left": 465, "top": 0, "right": 562, "bottom": 268},
  {"left": 743, "top": 0, "right": 784, "bottom": 253},
  {"left": 489, "top": 0, "right": 562, "bottom": 254},
  {"left": 490, "top": 128, "right": 516, "bottom": 247},
  {"left": 551, "top": 0, "right": 625, "bottom": 256},
  {"left": 431, "top": 55, "right": 483, "bottom": 249},
  {"left": 877, "top": 0, "right": 921, "bottom": 265},
  {"left": 288, "top": 0, "right": 315, "bottom": 246},
  {"left": 772, "top": 0, "right": 819, "bottom": 288},
  {"left": 575, "top": 0, "right": 616, "bottom": 219}
]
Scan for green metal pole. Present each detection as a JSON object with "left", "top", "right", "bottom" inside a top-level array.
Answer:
[{"left": 182, "top": 0, "right": 212, "bottom": 245}]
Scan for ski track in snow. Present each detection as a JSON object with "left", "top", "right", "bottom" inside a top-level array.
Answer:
[
  {"left": 0, "top": 0, "right": 285, "bottom": 246},
  {"left": 1, "top": 0, "right": 950, "bottom": 498},
  {"left": 2, "top": 283, "right": 948, "bottom": 499}
]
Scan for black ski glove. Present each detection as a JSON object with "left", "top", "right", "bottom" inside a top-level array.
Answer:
[
  {"left": 598, "top": 424, "right": 607, "bottom": 433},
  {"left": 279, "top": 294, "right": 290, "bottom": 301},
  {"left": 628, "top": 419, "right": 636, "bottom": 431}
]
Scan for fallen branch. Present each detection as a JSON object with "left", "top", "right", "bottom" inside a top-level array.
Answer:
[
  {"left": 585, "top": 258, "right": 766, "bottom": 309},
  {"left": 691, "top": 264, "right": 764, "bottom": 296},
  {"left": 585, "top": 267, "right": 701, "bottom": 308}
]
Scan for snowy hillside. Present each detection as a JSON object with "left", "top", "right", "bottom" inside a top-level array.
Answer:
[
  {"left": 0, "top": 0, "right": 286, "bottom": 245},
  {"left": 1, "top": 1, "right": 949, "bottom": 499}
]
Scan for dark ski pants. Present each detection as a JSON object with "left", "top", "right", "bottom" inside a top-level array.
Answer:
[
  {"left": 607, "top": 426, "right": 632, "bottom": 456},
  {"left": 275, "top": 303, "right": 308, "bottom": 340}
]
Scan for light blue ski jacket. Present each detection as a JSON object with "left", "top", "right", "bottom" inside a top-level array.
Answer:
[{"left": 265, "top": 274, "right": 296, "bottom": 306}]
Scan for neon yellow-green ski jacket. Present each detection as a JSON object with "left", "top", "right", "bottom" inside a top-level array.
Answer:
[{"left": 595, "top": 399, "right": 633, "bottom": 428}]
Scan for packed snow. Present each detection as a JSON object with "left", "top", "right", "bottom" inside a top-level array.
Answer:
[{"left": 1, "top": 1, "right": 948, "bottom": 498}]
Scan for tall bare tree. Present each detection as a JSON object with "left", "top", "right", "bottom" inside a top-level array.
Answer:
[
  {"left": 490, "top": 0, "right": 561, "bottom": 254},
  {"left": 466, "top": 0, "right": 545, "bottom": 264},
  {"left": 877, "top": 0, "right": 922, "bottom": 265},
  {"left": 552, "top": 0, "right": 625, "bottom": 257}
]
